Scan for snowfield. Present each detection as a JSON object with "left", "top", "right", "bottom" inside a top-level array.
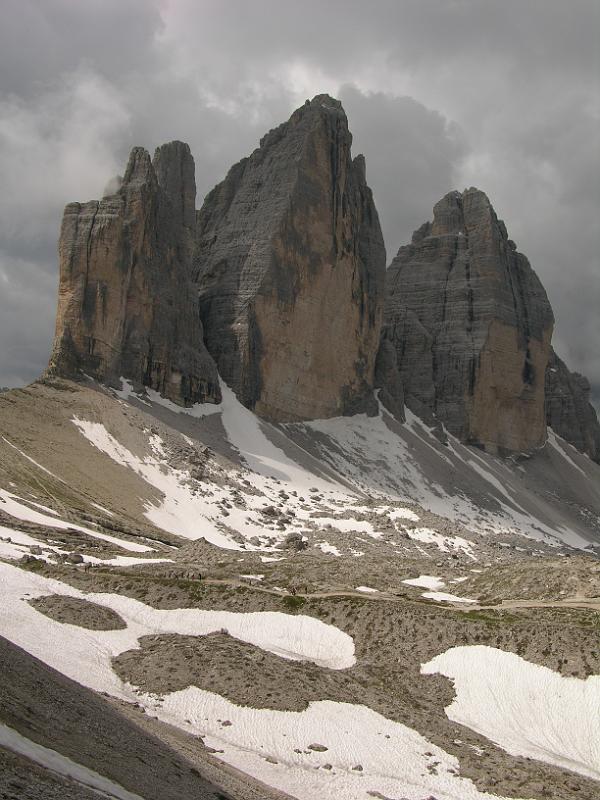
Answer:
[
  {"left": 73, "top": 391, "right": 352, "bottom": 551},
  {"left": 72, "top": 417, "right": 241, "bottom": 550},
  {"left": 422, "top": 645, "right": 600, "bottom": 781},
  {"left": 0, "top": 562, "right": 354, "bottom": 671},
  {"left": 300, "top": 404, "right": 594, "bottom": 550},
  {"left": 0, "top": 561, "right": 538, "bottom": 800},
  {"left": 156, "top": 690, "right": 526, "bottom": 800},
  {"left": 2, "top": 379, "right": 600, "bottom": 799}
]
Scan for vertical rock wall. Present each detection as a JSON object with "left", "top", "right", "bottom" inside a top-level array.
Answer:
[
  {"left": 546, "top": 348, "right": 600, "bottom": 462},
  {"left": 384, "top": 188, "right": 554, "bottom": 454},
  {"left": 194, "top": 95, "right": 386, "bottom": 422},
  {"left": 47, "top": 142, "right": 220, "bottom": 406}
]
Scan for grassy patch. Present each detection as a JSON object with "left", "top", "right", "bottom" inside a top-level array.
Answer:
[
  {"left": 459, "top": 609, "right": 519, "bottom": 625},
  {"left": 282, "top": 595, "right": 306, "bottom": 611}
]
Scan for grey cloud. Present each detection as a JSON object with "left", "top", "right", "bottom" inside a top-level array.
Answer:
[
  {"left": 339, "top": 86, "right": 467, "bottom": 259},
  {"left": 0, "top": 0, "right": 163, "bottom": 97}
]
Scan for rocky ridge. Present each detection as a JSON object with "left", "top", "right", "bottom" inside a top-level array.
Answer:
[{"left": 545, "top": 347, "right": 600, "bottom": 462}]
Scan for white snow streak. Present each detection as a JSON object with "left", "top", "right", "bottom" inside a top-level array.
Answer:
[
  {"left": 402, "top": 575, "right": 445, "bottom": 590},
  {"left": 0, "top": 489, "right": 151, "bottom": 553},
  {"left": 0, "top": 723, "right": 146, "bottom": 800}
]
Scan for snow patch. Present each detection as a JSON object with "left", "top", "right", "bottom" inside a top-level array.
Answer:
[
  {"left": 422, "top": 591, "right": 476, "bottom": 604},
  {"left": 422, "top": 645, "right": 600, "bottom": 781},
  {"left": 402, "top": 575, "right": 445, "bottom": 591}
]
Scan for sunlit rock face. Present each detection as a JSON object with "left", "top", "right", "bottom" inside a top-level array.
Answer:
[
  {"left": 194, "top": 95, "right": 386, "bottom": 422},
  {"left": 384, "top": 188, "right": 554, "bottom": 454},
  {"left": 48, "top": 141, "right": 220, "bottom": 406}
]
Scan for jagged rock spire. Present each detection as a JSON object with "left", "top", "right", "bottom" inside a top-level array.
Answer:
[
  {"left": 383, "top": 188, "right": 554, "bottom": 454},
  {"left": 47, "top": 141, "right": 220, "bottom": 406},
  {"left": 194, "top": 94, "right": 386, "bottom": 422}
]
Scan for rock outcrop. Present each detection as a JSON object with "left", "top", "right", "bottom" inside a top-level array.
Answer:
[
  {"left": 194, "top": 95, "right": 386, "bottom": 422},
  {"left": 545, "top": 349, "right": 600, "bottom": 462},
  {"left": 384, "top": 188, "right": 554, "bottom": 454},
  {"left": 48, "top": 142, "right": 221, "bottom": 406}
]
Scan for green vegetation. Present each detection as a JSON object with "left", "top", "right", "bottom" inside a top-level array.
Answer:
[{"left": 282, "top": 595, "right": 306, "bottom": 611}]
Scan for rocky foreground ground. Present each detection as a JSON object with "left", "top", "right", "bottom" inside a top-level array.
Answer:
[{"left": 0, "top": 379, "right": 599, "bottom": 800}]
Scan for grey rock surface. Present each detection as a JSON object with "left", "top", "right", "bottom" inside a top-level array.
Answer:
[
  {"left": 546, "top": 348, "right": 600, "bottom": 462},
  {"left": 384, "top": 188, "right": 554, "bottom": 454},
  {"left": 194, "top": 95, "right": 386, "bottom": 422},
  {"left": 0, "top": 636, "right": 232, "bottom": 800},
  {"left": 48, "top": 141, "right": 221, "bottom": 407},
  {"left": 373, "top": 330, "right": 405, "bottom": 421}
]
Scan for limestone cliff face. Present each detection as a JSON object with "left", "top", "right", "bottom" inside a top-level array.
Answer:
[
  {"left": 546, "top": 349, "right": 600, "bottom": 462},
  {"left": 194, "top": 95, "right": 386, "bottom": 422},
  {"left": 384, "top": 188, "right": 554, "bottom": 454},
  {"left": 48, "top": 142, "right": 221, "bottom": 406}
]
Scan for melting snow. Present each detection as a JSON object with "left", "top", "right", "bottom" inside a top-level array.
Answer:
[
  {"left": 0, "top": 562, "right": 354, "bottom": 671},
  {"left": 313, "top": 516, "right": 381, "bottom": 537},
  {"left": 0, "top": 489, "right": 152, "bottom": 553},
  {"left": 402, "top": 575, "right": 445, "bottom": 591},
  {"left": 318, "top": 542, "right": 341, "bottom": 556},
  {"left": 422, "top": 591, "right": 476, "bottom": 604},
  {"left": 422, "top": 645, "right": 600, "bottom": 781},
  {"left": 72, "top": 418, "right": 242, "bottom": 549},
  {"left": 547, "top": 428, "right": 588, "bottom": 478},
  {"left": 406, "top": 527, "right": 477, "bottom": 560},
  {"left": 0, "top": 562, "right": 524, "bottom": 800}
]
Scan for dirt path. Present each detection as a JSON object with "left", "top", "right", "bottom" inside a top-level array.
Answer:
[
  {"left": 203, "top": 578, "right": 600, "bottom": 611},
  {"left": 478, "top": 597, "right": 600, "bottom": 611}
]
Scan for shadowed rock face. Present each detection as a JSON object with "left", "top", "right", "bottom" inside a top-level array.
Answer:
[
  {"left": 546, "top": 349, "right": 600, "bottom": 462},
  {"left": 48, "top": 141, "right": 221, "bottom": 407},
  {"left": 194, "top": 95, "right": 386, "bottom": 422},
  {"left": 385, "top": 188, "right": 554, "bottom": 454}
]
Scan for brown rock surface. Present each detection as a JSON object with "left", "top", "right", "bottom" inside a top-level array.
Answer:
[
  {"left": 384, "top": 188, "right": 554, "bottom": 454},
  {"left": 194, "top": 95, "right": 386, "bottom": 422},
  {"left": 545, "top": 348, "right": 600, "bottom": 462},
  {"left": 47, "top": 141, "right": 220, "bottom": 407}
]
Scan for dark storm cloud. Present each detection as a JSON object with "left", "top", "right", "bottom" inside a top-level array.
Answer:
[
  {"left": 0, "top": 0, "right": 598, "bottom": 405},
  {"left": 338, "top": 87, "right": 467, "bottom": 259}
]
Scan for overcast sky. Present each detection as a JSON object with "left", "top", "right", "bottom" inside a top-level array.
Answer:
[{"left": 1, "top": 0, "right": 598, "bottom": 406}]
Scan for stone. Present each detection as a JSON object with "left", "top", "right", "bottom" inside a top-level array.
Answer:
[
  {"left": 545, "top": 348, "right": 600, "bottom": 462},
  {"left": 47, "top": 141, "right": 221, "bottom": 407},
  {"left": 194, "top": 95, "right": 386, "bottom": 422},
  {"left": 384, "top": 188, "right": 554, "bottom": 454},
  {"left": 284, "top": 532, "right": 307, "bottom": 551}
]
